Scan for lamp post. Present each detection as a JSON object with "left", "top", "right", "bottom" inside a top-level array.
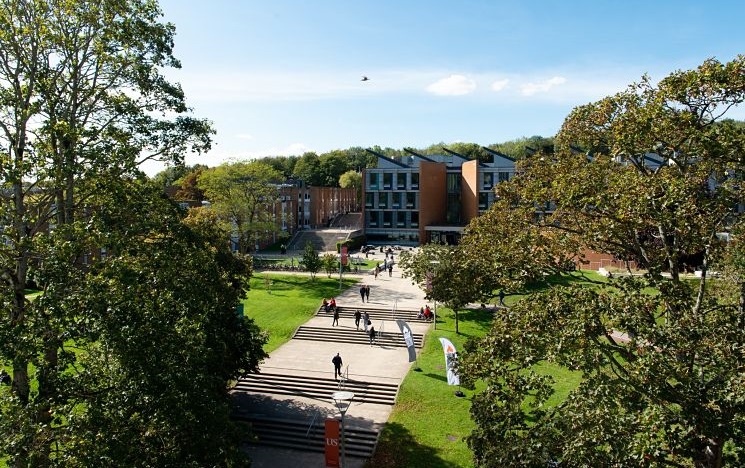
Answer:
[{"left": 332, "top": 391, "right": 355, "bottom": 468}]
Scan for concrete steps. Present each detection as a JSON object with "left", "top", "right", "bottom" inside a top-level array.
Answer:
[
  {"left": 234, "top": 372, "right": 399, "bottom": 406},
  {"left": 235, "top": 414, "right": 378, "bottom": 458},
  {"left": 316, "top": 306, "right": 433, "bottom": 324},
  {"left": 292, "top": 326, "right": 423, "bottom": 348}
]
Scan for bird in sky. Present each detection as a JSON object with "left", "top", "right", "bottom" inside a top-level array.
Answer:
[{"left": 361, "top": 76, "right": 369, "bottom": 81}]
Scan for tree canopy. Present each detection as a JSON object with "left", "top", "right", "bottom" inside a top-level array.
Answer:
[
  {"left": 458, "top": 56, "right": 745, "bottom": 467},
  {"left": 0, "top": 1, "right": 265, "bottom": 465},
  {"left": 197, "top": 161, "right": 285, "bottom": 253}
]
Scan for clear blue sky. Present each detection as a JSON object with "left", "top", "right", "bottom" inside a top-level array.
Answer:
[{"left": 147, "top": 0, "right": 745, "bottom": 174}]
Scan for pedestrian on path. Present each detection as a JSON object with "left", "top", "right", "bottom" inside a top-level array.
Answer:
[
  {"left": 332, "top": 308, "right": 339, "bottom": 327},
  {"left": 374, "top": 267, "right": 378, "bottom": 280},
  {"left": 354, "top": 309, "right": 361, "bottom": 330},
  {"left": 388, "top": 263, "right": 393, "bottom": 277},
  {"left": 368, "top": 325, "right": 376, "bottom": 346},
  {"left": 365, "top": 284, "right": 370, "bottom": 302},
  {"left": 363, "top": 311, "right": 370, "bottom": 333},
  {"left": 332, "top": 353, "right": 343, "bottom": 380},
  {"left": 359, "top": 284, "right": 366, "bottom": 302}
]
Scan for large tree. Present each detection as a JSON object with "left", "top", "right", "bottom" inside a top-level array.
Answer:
[
  {"left": 0, "top": 1, "right": 265, "bottom": 465},
  {"left": 197, "top": 161, "right": 284, "bottom": 254},
  {"left": 459, "top": 57, "right": 745, "bottom": 467}
]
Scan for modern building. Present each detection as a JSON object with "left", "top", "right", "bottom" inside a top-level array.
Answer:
[{"left": 362, "top": 147, "right": 516, "bottom": 245}]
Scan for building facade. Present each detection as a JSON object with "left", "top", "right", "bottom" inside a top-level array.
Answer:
[{"left": 362, "top": 147, "right": 516, "bottom": 245}]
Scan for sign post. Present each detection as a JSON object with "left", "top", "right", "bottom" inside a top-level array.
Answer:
[{"left": 324, "top": 418, "right": 340, "bottom": 467}]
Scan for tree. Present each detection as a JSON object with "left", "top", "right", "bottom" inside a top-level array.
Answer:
[
  {"left": 197, "top": 161, "right": 284, "bottom": 254},
  {"left": 339, "top": 170, "right": 362, "bottom": 205},
  {"left": 322, "top": 253, "right": 339, "bottom": 278},
  {"left": 398, "top": 243, "right": 486, "bottom": 334},
  {"left": 459, "top": 56, "right": 745, "bottom": 467},
  {"left": 300, "top": 242, "right": 322, "bottom": 280},
  {"left": 0, "top": 1, "right": 233, "bottom": 465},
  {"left": 292, "top": 152, "right": 323, "bottom": 186}
]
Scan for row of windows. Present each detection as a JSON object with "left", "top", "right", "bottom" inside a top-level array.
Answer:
[
  {"left": 367, "top": 172, "right": 419, "bottom": 190},
  {"left": 365, "top": 192, "right": 417, "bottom": 209},
  {"left": 366, "top": 210, "right": 419, "bottom": 229}
]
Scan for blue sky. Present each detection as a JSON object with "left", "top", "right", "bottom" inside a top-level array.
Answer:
[{"left": 147, "top": 0, "right": 745, "bottom": 174}]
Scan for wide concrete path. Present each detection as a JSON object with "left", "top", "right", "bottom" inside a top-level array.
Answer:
[{"left": 237, "top": 253, "right": 430, "bottom": 468}]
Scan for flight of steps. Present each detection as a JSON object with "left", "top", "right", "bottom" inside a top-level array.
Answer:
[
  {"left": 316, "top": 306, "right": 432, "bottom": 324},
  {"left": 293, "top": 326, "right": 423, "bottom": 348},
  {"left": 234, "top": 414, "right": 378, "bottom": 458},
  {"left": 234, "top": 372, "right": 399, "bottom": 405}
]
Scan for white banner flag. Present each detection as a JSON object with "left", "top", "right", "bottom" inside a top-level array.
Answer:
[{"left": 438, "top": 337, "right": 460, "bottom": 386}]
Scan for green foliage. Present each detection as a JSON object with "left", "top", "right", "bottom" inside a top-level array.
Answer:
[
  {"left": 197, "top": 160, "right": 284, "bottom": 254},
  {"left": 300, "top": 242, "right": 322, "bottom": 279},
  {"left": 322, "top": 253, "right": 339, "bottom": 277},
  {"left": 459, "top": 56, "right": 745, "bottom": 467}
]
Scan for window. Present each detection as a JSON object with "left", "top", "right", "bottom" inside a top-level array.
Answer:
[
  {"left": 483, "top": 173, "right": 494, "bottom": 189},
  {"left": 410, "top": 211, "right": 419, "bottom": 228},
  {"left": 396, "top": 175, "right": 406, "bottom": 190},
  {"left": 410, "top": 173, "right": 419, "bottom": 189},
  {"left": 397, "top": 212, "right": 406, "bottom": 227},
  {"left": 479, "top": 192, "right": 489, "bottom": 209},
  {"left": 368, "top": 173, "right": 380, "bottom": 190},
  {"left": 392, "top": 192, "right": 402, "bottom": 208},
  {"left": 378, "top": 192, "right": 388, "bottom": 209},
  {"left": 406, "top": 192, "right": 416, "bottom": 209},
  {"left": 368, "top": 211, "right": 379, "bottom": 227},
  {"left": 383, "top": 211, "right": 392, "bottom": 227},
  {"left": 383, "top": 173, "right": 392, "bottom": 189},
  {"left": 365, "top": 193, "right": 374, "bottom": 208},
  {"left": 498, "top": 171, "right": 511, "bottom": 182}
]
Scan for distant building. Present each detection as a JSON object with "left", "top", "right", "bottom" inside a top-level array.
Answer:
[{"left": 362, "top": 147, "right": 516, "bottom": 245}]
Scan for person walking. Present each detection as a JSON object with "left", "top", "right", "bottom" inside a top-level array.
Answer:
[
  {"left": 332, "top": 307, "right": 340, "bottom": 327},
  {"left": 332, "top": 353, "right": 343, "bottom": 380},
  {"left": 359, "top": 284, "right": 366, "bottom": 302},
  {"left": 354, "top": 309, "right": 361, "bottom": 330},
  {"left": 368, "top": 325, "right": 376, "bottom": 346},
  {"left": 363, "top": 311, "right": 370, "bottom": 333},
  {"left": 388, "top": 263, "right": 393, "bottom": 277},
  {"left": 365, "top": 284, "right": 370, "bottom": 302}
]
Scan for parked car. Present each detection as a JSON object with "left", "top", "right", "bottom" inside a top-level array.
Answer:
[{"left": 361, "top": 245, "right": 376, "bottom": 253}]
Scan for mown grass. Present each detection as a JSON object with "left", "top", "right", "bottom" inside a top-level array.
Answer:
[{"left": 242, "top": 273, "right": 358, "bottom": 353}]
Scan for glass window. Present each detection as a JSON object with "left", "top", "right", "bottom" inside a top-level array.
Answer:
[
  {"left": 368, "top": 211, "right": 379, "bottom": 227},
  {"left": 397, "top": 212, "right": 406, "bottom": 227},
  {"left": 498, "top": 171, "right": 511, "bottom": 182},
  {"left": 383, "top": 173, "right": 392, "bottom": 189},
  {"left": 406, "top": 192, "right": 416, "bottom": 208},
  {"left": 411, "top": 173, "right": 419, "bottom": 189},
  {"left": 378, "top": 192, "right": 388, "bottom": 209},
  {"left": 396, "top": 174, "right": 406, "bottom": 190},
  {"left": 368, "top": 173, "right": 379, "bottom": 190},
  {"left": 483, "top": 173, "right": 494, "bottom": 189},
  {"left": 447, "top": 173, "right": 461, "bottom": 193},
  {"left": 365, "top": 192, "right": 374, "bottom": 208},
  {"left": 383, "top": 211, "right": 392, "bottom": 227},
  {"left": 479, "top": 192, "right": 489, "bottom": 209},
  {"left": 392, "top": 192, "right": 402, "bottom": 208},
  {"left": 410, "top": 211, "right": 419, "bottom": 228}
]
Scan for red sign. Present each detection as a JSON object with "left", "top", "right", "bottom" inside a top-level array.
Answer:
[
  {"left": 324, "top": 418, "right": 340, "bottom": 467},
  {"left": 341, "top": 245, "right": 348, "bottom": 266}
]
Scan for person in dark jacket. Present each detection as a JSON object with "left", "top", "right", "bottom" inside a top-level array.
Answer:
[{"left": 332, "top": 353, "right": 343, "bottom": 380}]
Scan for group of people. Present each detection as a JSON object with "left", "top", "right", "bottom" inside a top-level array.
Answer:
[
  {"left": 353, "top": 309, "right": 377, "bottom": 344},
  {"left": 359, "top": 284, "right": 371, "bottom": 302},
  {"left": 373, "top": 258, "right": 394, "bottom": 279},
  {"left": 322, "top": 297, "right": 337, "bottom": 313},
  {"left": 417, "top": 304, "right": 433, "bottom": 321}
]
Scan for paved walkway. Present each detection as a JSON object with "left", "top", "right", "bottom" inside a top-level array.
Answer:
[{"left": 236, "top": 258, "right": 430, "bottom": 468}]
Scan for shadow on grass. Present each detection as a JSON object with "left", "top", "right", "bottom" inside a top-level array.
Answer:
[
  {"left": 424, "top": 373, "right": 447, "bottom": 383},
  {"left": 366, "top": 422, "right": 461, "bottom": 468}
]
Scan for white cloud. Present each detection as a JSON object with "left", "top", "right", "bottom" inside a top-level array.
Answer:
[
  {"left": 491, "top": 79, "right": 509, "bottom": 92},
  {"left": 520, "top": 76, "right": 567, "bottom": 96},
  {"left": 426, "top": 74, "right": 477, "bottom": 96}
]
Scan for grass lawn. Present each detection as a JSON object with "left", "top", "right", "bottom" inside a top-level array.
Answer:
[{"left": 243, "top": 273, "right": 359, "bottom": 353}]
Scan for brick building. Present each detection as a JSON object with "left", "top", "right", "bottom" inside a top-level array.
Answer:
[{"left": 362, "top": 147, "right": 516, "bottom": 245}]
